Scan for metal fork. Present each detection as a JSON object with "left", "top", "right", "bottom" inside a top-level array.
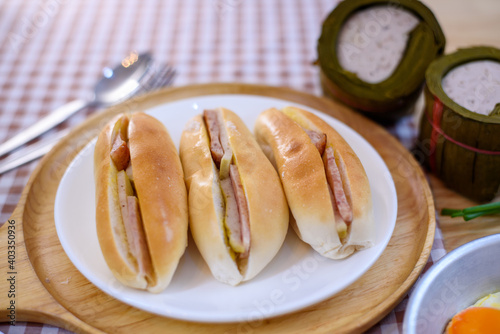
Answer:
[{"left": 0, "top": 63, "right": 176, "bottom": 175}]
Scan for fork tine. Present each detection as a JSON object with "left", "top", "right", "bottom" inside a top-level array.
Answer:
[
  {"left": 145, "top": 67, "right": 168, "bottom": 90},
  {"left": 153, "top": 67, "right": 176, "bottom": 89},
  {"left": 154, "top": 65, "right": 175, "bottom": 87},
  {"left": 144, "top": 64, "right": 174, "bottom": 90},
  {"left": 134, "top": 64, "right": 174, "bottom": 96},
  {"left": 140, "top": 65, "right": 166, "bottom": 90}
]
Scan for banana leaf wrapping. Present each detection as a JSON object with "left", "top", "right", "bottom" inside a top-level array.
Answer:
[
  {"left": 417, "top": 47, "right": 500, "bottom": 202},
  {"left": 318, "top": 0, "right": 445, "bottom": 117}
]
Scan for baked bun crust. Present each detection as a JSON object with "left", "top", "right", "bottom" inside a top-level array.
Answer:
[
  {"left": 180, "top": 108, "right": 289, "bottom": 285},
  {"left": 254, "top": 107, "right": 374, "bottom": 259},
  {"left": 94, "top": 112, "right": 188, "bottom": 292}
]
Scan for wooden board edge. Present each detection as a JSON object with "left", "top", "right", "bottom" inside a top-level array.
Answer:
[
  {"left": 357, "top": 166, "right": 436, "bottom": 332},
  {"left": 0, "top": 206, "right": 102, "bottom": 333}
]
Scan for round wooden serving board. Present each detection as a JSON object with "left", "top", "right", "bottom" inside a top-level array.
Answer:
[{"left": 0, "top": 84, "right": 435, "bottom": 333}]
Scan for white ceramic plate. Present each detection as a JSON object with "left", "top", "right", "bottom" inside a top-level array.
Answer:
[{"left": 54, "top": 94, "right": 397, "bottom": 323}]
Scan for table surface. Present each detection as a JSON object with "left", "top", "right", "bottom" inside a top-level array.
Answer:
[{"left": 0, "top": 0, "right": 499, "bottom": 333}]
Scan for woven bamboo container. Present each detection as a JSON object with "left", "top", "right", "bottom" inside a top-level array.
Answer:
[
  {"left": 418, "top": 47, "right": 500, "bottom": 202},
  {"left": 317, "top": 0, "right": 445, "bottom": 119}
]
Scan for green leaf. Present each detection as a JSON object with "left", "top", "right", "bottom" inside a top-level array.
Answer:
[{"left": 462, "top": 202, "right": 500, "bottom": 214}]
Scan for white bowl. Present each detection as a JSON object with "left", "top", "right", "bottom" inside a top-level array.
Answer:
[{"left": 403, "top": 233, "right": 500, "bottom": 333}]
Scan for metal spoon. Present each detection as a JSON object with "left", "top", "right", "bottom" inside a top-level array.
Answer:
[
  {"left": 0, "top": 61, "right": 176, "bottom": 175},
  {"left": 0, "top": 52, "right": 154, "bottom": 158}
]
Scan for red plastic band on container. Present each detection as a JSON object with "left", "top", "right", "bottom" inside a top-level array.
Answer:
[
  {"left": 427, "top": 97, "right": 500, "bottom": 173},
  {"left": 428, "top": 98, "right": 444, "bottom": 172}
]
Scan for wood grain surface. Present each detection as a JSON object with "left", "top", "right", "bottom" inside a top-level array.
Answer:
[
  {"left": 425, "top": 0, "right": 500, "bottom": 54},
  {"left": 429, "top": 175, "right": 500, "bottom": 252},
  {"left": 0, "top": 84, "right": 435, "bottom": 333}
]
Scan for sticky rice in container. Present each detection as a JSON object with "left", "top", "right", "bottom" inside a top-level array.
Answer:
[{"left": 317, "top": 0, "right": 445, "bottom": 120}]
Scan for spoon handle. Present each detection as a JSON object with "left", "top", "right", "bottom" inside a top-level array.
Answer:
[{"left": 0, "top": 99, "right": 87, "bottom": 157}]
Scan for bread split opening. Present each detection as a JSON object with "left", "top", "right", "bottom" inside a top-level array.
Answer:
[
  {"left": 203, "top": 109, "right": 251, "bottom": 266},
  {"left": 297, "top": 117, "right": 353, "bottom": 240},
  {"left": 109, "top": 115, "right": 154, "bottom": 285}
]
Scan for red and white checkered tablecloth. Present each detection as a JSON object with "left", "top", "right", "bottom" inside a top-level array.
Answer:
[{"left": 0, "top": 1, "right": 446, "bottom": 333}]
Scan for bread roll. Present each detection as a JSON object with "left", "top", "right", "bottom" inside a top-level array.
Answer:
[
  {"left": 94, "top": 112, "right": 188, "bottom": 292},
  {"left": 180, "top": 107, "right": 289, "bottom": 285},
  {"left": 254, "top": 106, "right": 374, "bottom": 259}
]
